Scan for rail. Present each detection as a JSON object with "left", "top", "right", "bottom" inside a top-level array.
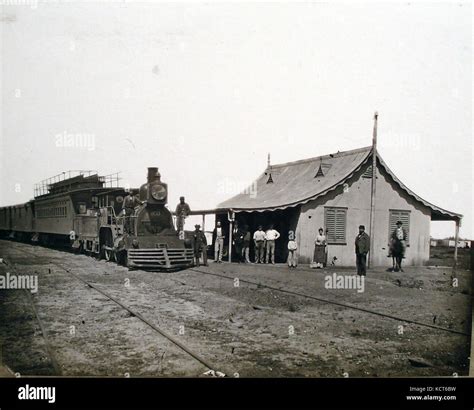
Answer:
[{"left": 186, "top": 268, "right": 470, "bottom": 337}]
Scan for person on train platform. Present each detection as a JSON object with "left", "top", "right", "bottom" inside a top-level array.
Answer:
[
  {"left": 253, "top": 225, "right": 266, "bottom": 263},
  {"left": 233, "top": 223, "right": 245, "bottom": 263},
  {"left": 355, "top": 225, "right": 370, "bottom": 276},
  {"left": 193, "top": 224, "right": 208, "bottom": 267},
  {"left": 287, "top": 237, "right": 298, "bottom": 268},
  {"left": 311, "top": 227, "right": 327, "bottom": 269},
  {"left": 212, "top": 221, "right": 226, "bottom": 263},
  {"left": 242, "top": 225, "right": 251, "bottom": 263},
  {"left": 265, "top": 225, "right": 280, "bottom": 264}
]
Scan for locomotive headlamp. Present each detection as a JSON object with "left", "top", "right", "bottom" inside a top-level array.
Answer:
[{"left": 151, "top": 184, "right": 167, "bottom": 201}]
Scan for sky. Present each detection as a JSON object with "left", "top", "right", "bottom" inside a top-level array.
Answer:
[{"left": 0, "top": 0, "right": 472, "bottom": 238}]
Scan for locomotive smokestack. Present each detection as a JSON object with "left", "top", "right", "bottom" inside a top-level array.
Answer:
[{"left": 147, "top": 167, "right": 161, "bottom": 183}]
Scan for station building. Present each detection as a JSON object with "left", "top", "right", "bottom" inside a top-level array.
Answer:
[{"left": 215, "top": 146, "right": 462, "bottom": 266}]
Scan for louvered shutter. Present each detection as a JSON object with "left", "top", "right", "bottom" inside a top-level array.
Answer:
[
  {"left": 325, "top": 207, "right": 347, "bottom": 244},
  {"left": 388, "top": 210, "right": 410, "bottom": 244}
]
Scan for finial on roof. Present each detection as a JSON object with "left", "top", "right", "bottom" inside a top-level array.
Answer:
[{"left": 267, "top": 153, "right": 271, "bottom": 168}]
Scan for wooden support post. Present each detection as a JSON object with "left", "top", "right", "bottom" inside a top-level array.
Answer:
[
  {"left": 228, "top": 220, "right": 233, "bottom": 262},
  {"left": 453, "top": 218, "right": 460, "bottom": 269},
  {"left": 368, "top": 111, "right": 378, "bottom": 269},
  {"left": 202, "top": 214, "right": 205, "bottom": 232}
]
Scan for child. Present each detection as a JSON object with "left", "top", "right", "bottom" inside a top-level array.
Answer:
[{"left": 287, "top": 238, "right": 298, "bottom": 268}]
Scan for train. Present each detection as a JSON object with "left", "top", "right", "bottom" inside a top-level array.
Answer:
[{"left": 0, "top": 168, "right": 195, "bottom": 270}]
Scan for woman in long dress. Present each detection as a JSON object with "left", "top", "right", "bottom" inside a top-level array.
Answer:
[{"left": 311, "top": 228, "right": 327, "bottom": 268}]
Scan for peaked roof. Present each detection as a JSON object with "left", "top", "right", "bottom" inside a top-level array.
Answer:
[{"left": 217, "top": 146, "right": 461, "bottom": 221}]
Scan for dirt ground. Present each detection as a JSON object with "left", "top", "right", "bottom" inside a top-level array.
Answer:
[{"left": 0, "top": 240, "right": 471, "bottom": 377}]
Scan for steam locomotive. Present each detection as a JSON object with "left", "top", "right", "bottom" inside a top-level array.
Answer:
[{"left": 0, "top": 168, "right": 194, "bottom": 270}]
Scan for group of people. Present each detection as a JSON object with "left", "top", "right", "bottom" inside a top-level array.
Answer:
[
  {"left": 126, "top": 193, "right": 408, "bottom": 274},
  {"left": 186, "top": 217, "right": 407, "bottom": 275},
  {"left": 212, "top": 223, "right": 282, "bottom": 265},
  {"left": 354, "top": 221, "right": 407, "bottom": 276}
]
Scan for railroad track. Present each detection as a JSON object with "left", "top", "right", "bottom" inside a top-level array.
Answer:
[
  {"left": 5, "top": 239, "right": 469, "bottom": 338},
  {"left": 2, "top": 244, "right": 226, "bottom": 377},
  {"left": 1, "top": 240, "right": 469, "bottom": 379},
  {"left": 185, "top": 268, "right": 470, "bottom": 337},
  {"left": 1, "top": 260, "right": 62, "bottom": 376}
]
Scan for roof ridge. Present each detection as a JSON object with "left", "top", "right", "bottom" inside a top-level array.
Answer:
[{"left": 268, "top": 146, "right": 372, "bottom": 169}]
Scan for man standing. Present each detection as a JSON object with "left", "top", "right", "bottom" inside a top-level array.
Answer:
[
  {"left": 391, "top": 220, "right": 407, "bottom": 272},
  {"left": 122, "top": 189, "right": 142, "bottom": 234},
  {"left": 212, "top": 221, "right": 225, "bottom": 263},
  {"left": 233, "top": 223, "right": 245, "bottom": 263},
  {"left": 253, "top": 225, "right": 266, "bottom": 263},
  {"left": 175, "top": 196, "right": 191, "bottom": 232},
  {"left": 193, "top": 224, "right": 208, "bottom": 267},
  {"left": 265, "top": 225, "right": 280, "bottom": 264},
  {"left": 242, "top": 225, "right": 251, "bottom": 263},
  {"left": 355, "top": 225, "right": 370, "bottom": 276}
]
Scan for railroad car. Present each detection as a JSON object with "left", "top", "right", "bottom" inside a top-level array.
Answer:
[{"left": 0, "top": 168, "right": 194, "bottom": 270}]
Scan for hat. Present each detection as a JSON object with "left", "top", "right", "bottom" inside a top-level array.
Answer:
[
  {"left": 359, "top": 225, "right": 365, "bottom": 229},
  {"left": 396, "top": 220, "right": 403, "bottom": 225},
  {"left": 180, "top": 196, "right": 185, "bottom": 200}
]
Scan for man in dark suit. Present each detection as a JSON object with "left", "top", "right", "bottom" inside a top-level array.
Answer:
[
  {"left": 355, "top": 225, "right": 370, "bottom": 276},
  {"left": 122, "top": 189, "right": 142, "bottom": 234},
  {"left": 193, "top": 224, "right": 208, "bottom": 267},
  {"left": 233, "top": 224, "right": 245, "bottom": 263},
  {"left": 175, "top": 196, "right": 191, "bottom": 233}
]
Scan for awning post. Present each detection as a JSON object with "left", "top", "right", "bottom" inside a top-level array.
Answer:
[
  {"left": 228, "top": 220, "right": 233, "bottom": 262},
  {"left": 453, "top": 218, "right": 460, "bottom": 269}
]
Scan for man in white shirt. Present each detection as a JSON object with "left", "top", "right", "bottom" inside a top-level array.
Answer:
[
  {"left": 265, "top": 225, "right": 280, "bottom": 264},
  {"left": 253, "top": 225, "right": 266, "bottom": 263},
  {"left": 212, "top": 221, "right": 225, "bottom": 263},
  {"left": 287, "top": 238, "right": 298, "bottom": 268}
]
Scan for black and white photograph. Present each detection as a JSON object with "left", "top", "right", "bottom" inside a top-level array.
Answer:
[{"left": 0, "top": 0, "right": 472, "bottom": 409}]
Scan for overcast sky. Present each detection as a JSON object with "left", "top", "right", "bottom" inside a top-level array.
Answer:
[{"left": 0, "top": 0, "right": 472, "bottom": 238}]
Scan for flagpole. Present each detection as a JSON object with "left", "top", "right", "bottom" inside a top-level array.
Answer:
[{"left": 368, "top": 112, "right": 378, "bottom": 269}]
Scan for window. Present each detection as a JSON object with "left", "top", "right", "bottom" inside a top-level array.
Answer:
[
  {"left": 362, "top": 165, "right": 373, "bottom": 178},
  {"left": 315, "top": 165, "right": 325, "bottom": 178},
  {"left": 325, "top": 207, "right": 347, "bottom": 244},
  {"left": 389, "top": 210, "right": 410, "bottom": 244},
  {"left": 314, "top": 163, "right": 332, "bottom": 178}
]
